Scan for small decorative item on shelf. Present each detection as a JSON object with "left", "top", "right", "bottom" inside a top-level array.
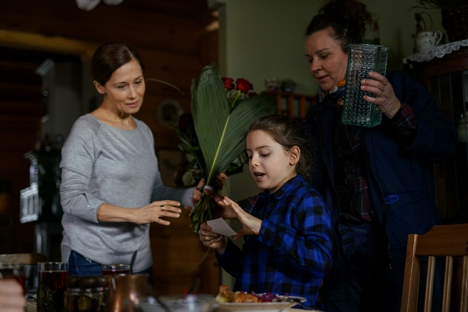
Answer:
[
  {"left": 281, "top": 79, "right": 296, "bottom": 93},
  {"left": 372, "top": 20, "right": 380, "bottom": 45},
  {"left": 415, "top": 31, "right": 442, "bottom": 52},
  {"left": 265, "top": 77, "right": 280, "bottom": 91},
  {"left": 413, "top": 0, "right": 468, "bottom": 42},
  {"left": 442, "top": 5, "right": 468, "bottom": 42}
]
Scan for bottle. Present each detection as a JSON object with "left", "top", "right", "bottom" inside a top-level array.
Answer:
[
  {"left": 341, "top": 44, "right": 390, "bottom": 127},
  {"left": 458, "top": 112, "right": 468, "bottom": 143},
  {"left": 372, "top": 21, "right": 380, "bottom": 45}
]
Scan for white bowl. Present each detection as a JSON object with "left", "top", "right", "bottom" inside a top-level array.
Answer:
[
  {"left": 136, "top": 294, "right": 215, "bottom": 312},
  {"left": 212, "top": 295, "right": 308, "bottom": 312}
]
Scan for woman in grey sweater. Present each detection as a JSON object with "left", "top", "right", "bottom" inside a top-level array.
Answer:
[{"left": 60, "top": 41, "right": 199, "bottom": 282}]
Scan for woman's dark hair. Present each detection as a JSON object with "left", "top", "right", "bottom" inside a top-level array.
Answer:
[
  {"left": 247, "top": 115, "right": 315, "bottom": 182},
  {"left": 91, "top": 41, "right": 145, "bottom": 86},
  {"left": 305, "top": 0, "right": 373, "bottom": 53}
]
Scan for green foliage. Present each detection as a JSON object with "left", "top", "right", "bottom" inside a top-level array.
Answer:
[
  {"left": 186, "top": 63, "right": 276, "bottom": 232},
  {"left": 191, "top": 63, "right": 277, "bottom": 187}
]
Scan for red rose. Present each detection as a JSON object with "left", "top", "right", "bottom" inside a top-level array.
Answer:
[
  {"left": 248, "top": 91, "right": 258, "bottom": 97},
  {"left": 222, "top": 77, "right": 234, "bottom": 90},
  {"left": 236, "top": 78, "right": 253, "bottom": 94}
]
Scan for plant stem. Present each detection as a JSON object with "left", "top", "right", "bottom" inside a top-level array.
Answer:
[{"left": 190, "top": 193, "right": 216, "bottom": 233}]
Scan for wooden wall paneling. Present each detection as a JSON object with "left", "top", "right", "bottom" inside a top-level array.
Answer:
[
  {"left": 0, "top": 0, "right": 215, "bottom": 56},
  {"left": 138, "top": 47, "right": 215, "bottom": 93},
  {"left": 0, "top": 101, "right": 42, "bottom": 117}
]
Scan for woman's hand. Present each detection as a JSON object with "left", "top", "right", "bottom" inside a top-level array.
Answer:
[
  {"left": 190, "top": 173, "right": 228, "bottom": 205},
  {"left": 198, "top": 222, "right": 228, "bottom": 254},
  {"left": 0, "top": 279, "right": 26, "bottom": 312},
  {"left": 218, "top": 196, "right": 261, "bottom": 240},
  {"left": 189, "top": 173, "right": 235, "bottom": 219},
  {"left": 132, "top": 200, "right": 182, "bottom": 225},
  {"left": 361, "top": 71, "right": 401, "bottom": 119}
]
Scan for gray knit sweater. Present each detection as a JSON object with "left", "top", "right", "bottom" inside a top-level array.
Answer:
[{"left": 60, "top": 114, "right": 193, "bottom": 272}]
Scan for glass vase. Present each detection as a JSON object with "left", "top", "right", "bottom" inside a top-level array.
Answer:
[{"left": 342, "top": 44, "right": 390, "bottom": 127}]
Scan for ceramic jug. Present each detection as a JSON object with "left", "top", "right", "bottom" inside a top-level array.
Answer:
[
  {"left": 415, "top": 31, "right": 442, "bottom": 52},
  {"left": 105, "top": 274, "right": 153, "bottom": 312}
]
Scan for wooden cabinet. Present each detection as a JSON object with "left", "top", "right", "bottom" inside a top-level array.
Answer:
[
  {"left": 150, "top": 211, "right": 220, "bottom": 295},
  {"left": 407, "top": 47, "right": 468, "bottom": 223}
]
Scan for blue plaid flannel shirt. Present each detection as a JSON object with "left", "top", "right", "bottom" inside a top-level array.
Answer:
[{"left": 216, "top": 175, "right": 333, "bottom": 308}]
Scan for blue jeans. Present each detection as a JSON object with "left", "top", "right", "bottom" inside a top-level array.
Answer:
[{"left": 68, "top": 250, "right": 154, "bottom": 286}]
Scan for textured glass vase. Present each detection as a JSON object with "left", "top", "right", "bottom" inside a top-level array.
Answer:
[{"left": 342, "top": 44, "right": 389, "bottom": 127}]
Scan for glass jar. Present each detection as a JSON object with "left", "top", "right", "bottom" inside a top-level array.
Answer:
[
  {"left": 64, "top": 276, "right": 111, "bottom": 312},
  {"left": 342, "top": 44, "right": 390, "bottom": 127}
]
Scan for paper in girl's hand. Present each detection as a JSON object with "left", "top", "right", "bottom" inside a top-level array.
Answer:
[{"left": 206, "top": 218, "right": 237, "bottom": 236}]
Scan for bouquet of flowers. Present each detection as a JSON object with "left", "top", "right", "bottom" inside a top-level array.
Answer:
[{"left": 176, "top": 63, "right": 276, "bottom": 233}]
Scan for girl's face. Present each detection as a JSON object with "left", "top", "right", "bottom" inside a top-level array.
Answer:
[
  {"left": 246, "top": 130, "right": 298, "bottom": 194},
  {"left": 94, "top": 58, "right": 145, "bottom": 116},
  {"left": 305, "top": 28, "right": 348, "bottom": 92}
]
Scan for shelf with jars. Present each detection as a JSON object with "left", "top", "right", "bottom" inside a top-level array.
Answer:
[
  {"left": 405, "top": 46, "right": 468, "bottom": 223},
  {"left": 266, "top": 91, "right": 318, "bottom": 119}
]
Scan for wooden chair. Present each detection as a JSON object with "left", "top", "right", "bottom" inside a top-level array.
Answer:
[
  {"left": 400, "top": 224, "right": 468, "bottom": 312},
  {"left": 0, "top": 253, "right": 47, "bottom": 264}
]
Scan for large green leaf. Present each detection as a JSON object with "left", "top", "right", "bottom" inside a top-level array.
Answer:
[{"left": 191, "top": 63, "right": 276, "bottom": 186}]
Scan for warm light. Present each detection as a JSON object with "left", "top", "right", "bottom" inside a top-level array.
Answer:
[
  {"left": 205, "top": 20, "right": 219, "bottom": 32},
  {"left": 103, "top": 0, "right": 124, "bottom": 4},
  {"left": 205, "top": 9, "right": 219, "bottom": 31},
  {"left": 76, "top": 0, "right": 124, "bottom": 11},
  {"left": 76, "top": 0, "right": 100, "bottom": 11}
]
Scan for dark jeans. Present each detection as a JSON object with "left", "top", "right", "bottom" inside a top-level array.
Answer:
[
  {"left": 68, "top": 250, "right": 154, "bottom": 286},
  {"left": 321, "top": 224, "right": 442, "bottom": 312}
]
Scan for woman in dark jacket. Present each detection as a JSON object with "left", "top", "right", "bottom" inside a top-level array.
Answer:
[{"left": 302, "top": 0, "right": 458, "bottom": 311}]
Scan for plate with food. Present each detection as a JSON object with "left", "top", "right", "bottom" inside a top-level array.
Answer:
[{"left": 212, "top": 285, "right": 307, "bottom": 312}]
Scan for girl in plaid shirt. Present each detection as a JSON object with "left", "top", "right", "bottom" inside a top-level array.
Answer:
[{"left": 198, "top": 115, "right": 333, "bottom": 309}]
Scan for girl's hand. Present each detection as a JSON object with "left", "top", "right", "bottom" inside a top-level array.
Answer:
[
  {"left": 134, "top": 200, "right": 182, "bottom": 225},
  {"left": 190, "top": 178, "right": 206, "bottom": 207},
  {"left": 361, "top": 71, "right": 401, "bottom": 119},
  {"left": 218, "top": 196, "right": 261, "bottom": 240},
  {"left": 198, "top": 222, "right": 227, "bottom": 254}
]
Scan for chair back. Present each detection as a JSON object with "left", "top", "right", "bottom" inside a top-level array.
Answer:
[
  {"left": 0, "top": 253, "right": 47, "bottom": 264},
  {"left": 400, "top": 224, "right": 468, "bottom": 312}
]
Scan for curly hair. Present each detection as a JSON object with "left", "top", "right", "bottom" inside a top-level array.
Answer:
[{"left": 305, "top": 0, "right": 373, "bottom": 53}]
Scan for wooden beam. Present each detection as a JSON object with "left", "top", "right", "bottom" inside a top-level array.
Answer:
[
  {"left": 0, "top": 0, "right": 213, "bottom": 57},
  {"left": 0, "top": 29, "right": 97, "bottom": 63}
]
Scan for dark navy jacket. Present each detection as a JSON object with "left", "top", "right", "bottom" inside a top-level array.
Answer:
[{"left": 302, "top": 71, "right": 458, "bottom": 281}]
